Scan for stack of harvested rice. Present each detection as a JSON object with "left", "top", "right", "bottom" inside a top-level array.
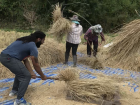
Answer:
[
  {"left": 58, "top": 67, "right": 119, "bottom": 103},
  {"left": 37, "top": 38, "right": 65, "bottom": 67},
  {"left": 105, "top": 19, "right": 140, "bottom": 71},
  {"left": 47, "top": 3, "right": 72, "bottom": 42},
  {"left": 67, "top": 79, "right": 118, "bottom": 102}
]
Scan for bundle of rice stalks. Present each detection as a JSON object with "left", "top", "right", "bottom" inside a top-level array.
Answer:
[
  {"left": 48, "top": 18, "right": 72, "bottom": 42},
  {"left": 58, "top": 67, "right": 80, "bottom": 82},
  {"left": 52, "top": 3, "right": 62, "bottom": 23},
  {"left": 106, "top": 19, "right": 140, "bottom": 71},
  {"left": 78, "top": 57, "right": 104, "bottom": 69},
  {"left": 66, "top": 78, "right": 119, "bottom": 103},
  {"left": 48, "top": 4, "right": 72, "bottom": 42}
]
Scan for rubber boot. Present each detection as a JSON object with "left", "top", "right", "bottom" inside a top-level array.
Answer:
[
  {"left": 73, "top": 55, "right": 77, "bottom": 67},
  {"left": 63, "top": 53, "right": 69, "bottom": 64}
]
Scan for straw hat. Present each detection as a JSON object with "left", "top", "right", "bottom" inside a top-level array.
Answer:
[
  {"left": 90, "top": 24, "right": 103, "bottom": 33},
  {"left": 70, "top": 15, "right": 80, "bottom": 21}
]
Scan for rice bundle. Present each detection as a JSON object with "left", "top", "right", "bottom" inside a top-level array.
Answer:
[
  {"left": 47, "top": 4, "right": 72, "bottom": 42},
  {"left": 66, "top": 79, "right": 118, "bottom": 102},
  {"left": 58, "top": 67, "right": 80, "bottom": 82},
  {"left": 52, "top": 3, "right": 63, "bottom": 23},
  {"left": 78, "top": 57, "right": 104, "bottom": 69},
  {"left": 105, "top": 19, "right": 140, "bottom": 71},
  {"left": 58, "top": 67, "right": 119, "bottom": 103}
]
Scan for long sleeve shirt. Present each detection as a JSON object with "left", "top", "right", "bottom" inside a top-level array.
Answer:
[
  {"left": 66, "top": 23, "right": 83, "bottom": 44},
  {"left": 84, "top": 28, "right": 105, "bottom": 42}
]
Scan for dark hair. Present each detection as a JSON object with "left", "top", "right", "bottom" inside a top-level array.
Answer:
[{"left": 16, "top": 31, "right": 46, "bottom": 43}]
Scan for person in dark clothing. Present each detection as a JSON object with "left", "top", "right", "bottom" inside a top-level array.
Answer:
[
  {"left": 84, "top": 24, "right": 105, "bottom": 57},
  {"left": 0, "top": 31, "right": 54, "bottom": 105}
]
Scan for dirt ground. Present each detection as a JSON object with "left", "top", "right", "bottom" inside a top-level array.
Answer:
[{"left": 1, "top": 80, "right": 140, "bottom": 105}]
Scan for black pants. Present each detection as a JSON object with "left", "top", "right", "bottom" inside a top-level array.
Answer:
[
  {"left": 0, "top": 53, "right": 31, "bottom": 99},
  {"left": 66, "top": 41, "right": 78, "bottom": 55},
  {"left": 87, "top": 40, "right": 98, "bottom": 55}
]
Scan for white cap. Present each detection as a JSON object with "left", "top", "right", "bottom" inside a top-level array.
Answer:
[{"left": 90, "top": 24, "right": 103, "bottom": 33}]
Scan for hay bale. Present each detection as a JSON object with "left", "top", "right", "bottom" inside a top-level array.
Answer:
[{"left": 66, "top": 78, "right": 118, "bottom": 103}]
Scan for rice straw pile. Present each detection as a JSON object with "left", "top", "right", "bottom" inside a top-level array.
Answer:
[
  {"left": 47, "top": 4, "right": 72, "bottom": 42},
  {"left": 58, "top": 67, "right": 119, "bottom": 103},
  {"left": 37, "top": 38, "right": 65, "bottom": 67},
  {"left": 105, "top": 19, "right": 140, "bottom": 71},
  {"left": 66, "top": 79, "right": 118, "bottom": 103}
]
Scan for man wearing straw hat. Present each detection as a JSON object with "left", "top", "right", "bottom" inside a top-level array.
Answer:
[
  {"left": 63, "top": 15, "right": 83, "bottom": 67},
  {"left": 84, "top": 24, "right": 105, "bottom": 57},
  {"left": 0, "top": 31, "right": 57, "bottom": 105}
]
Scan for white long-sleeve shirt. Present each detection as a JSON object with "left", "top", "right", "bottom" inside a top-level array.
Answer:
[{"left": 66, "top": 23, "right": 83, "bottom": 44}]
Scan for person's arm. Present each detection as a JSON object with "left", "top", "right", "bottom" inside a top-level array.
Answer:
[
  {"left": 100, "top": 32, "right": 105, "bottom": 45},
  {"left": 30, "top": 56, "right": 49, "bottom": 80},
  {"left": 84, "top": 28, "right": 91, "bottom": 40},
  {"left": 23, "top": 58, "right": 36, "bottom": 79},
  {"left": 29, "top": 44, "right": 58, "bottom": 80},
  {"left": 30, "top": 56, "right": 58, "bottom": 80}
]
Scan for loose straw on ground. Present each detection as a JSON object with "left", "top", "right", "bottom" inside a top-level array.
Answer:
[{"left": 78, "top": 56, "right": 104, "bottom": 70}]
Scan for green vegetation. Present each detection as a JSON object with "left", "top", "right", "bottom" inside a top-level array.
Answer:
[{"left": 0, "top": 0, "right": 140, "bottom": 33}]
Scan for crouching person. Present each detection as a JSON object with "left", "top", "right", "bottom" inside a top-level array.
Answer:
[{"left": 84, "top": 24, "right": 105, "bottom": 57}]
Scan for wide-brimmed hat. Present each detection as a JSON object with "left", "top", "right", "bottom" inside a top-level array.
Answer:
[
  {"left": 90, "top": 24, "right": 103, "bottom": 33},
  {"left": 70, "top": 15, "right": 80, "bottom": 21}
]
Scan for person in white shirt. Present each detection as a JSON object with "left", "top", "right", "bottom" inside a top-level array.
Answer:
[{"left": 63, "top": 15, "right": 83, "bottom": 67}]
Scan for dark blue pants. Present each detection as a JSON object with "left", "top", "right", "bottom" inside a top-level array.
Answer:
[
  {"left": 87, "top": 40, "right": 98, "bottom": 56},
  {"left": 0, "top": 53, "right": 31, "bottom": 99}
]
